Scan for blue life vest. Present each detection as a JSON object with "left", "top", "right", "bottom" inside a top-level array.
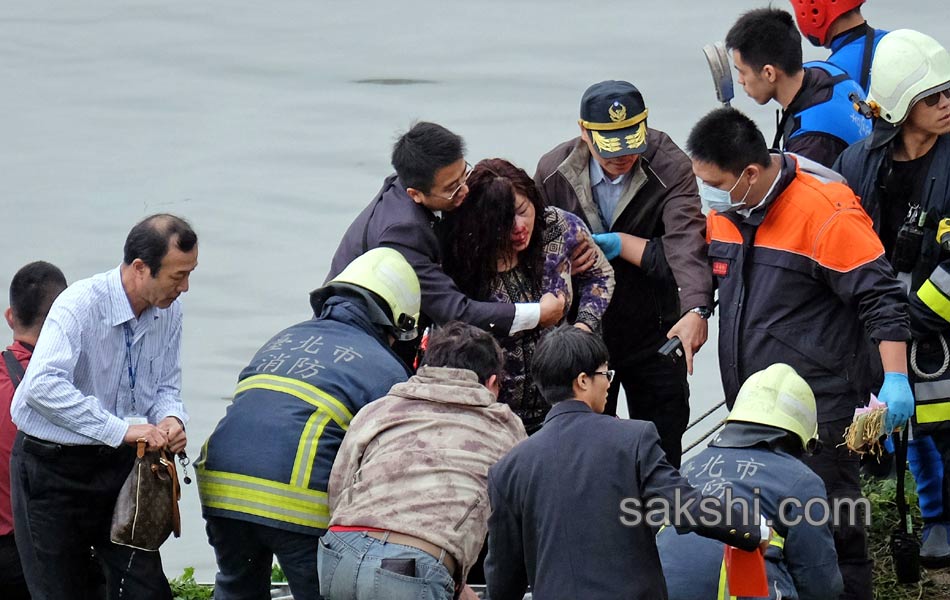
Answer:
[
  {"left": 788, "top": 61, "right": 872, "bottom": 147},
  {"left": 829, "top": 27, "right": 889, "bottom": 93}
]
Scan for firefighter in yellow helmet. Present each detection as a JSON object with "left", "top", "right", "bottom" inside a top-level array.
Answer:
[
  {"left": 196, "top": 248, "right": 420, "bottom": 600},
  {"left": 658, "top": 363, "right": 842, "bottom": 600}
]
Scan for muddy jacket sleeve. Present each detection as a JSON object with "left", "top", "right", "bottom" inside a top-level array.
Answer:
[{"left": 326, "top": 406, "right": 376, "bottom": 515}]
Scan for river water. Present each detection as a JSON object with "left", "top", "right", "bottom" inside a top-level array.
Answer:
[{"left": 2, "top": 0, "right": 948, "bottom": 582}]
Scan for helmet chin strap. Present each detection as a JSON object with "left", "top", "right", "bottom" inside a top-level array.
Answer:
[{"left": 712, "top": 422, "right": 807, "bottom": 455}]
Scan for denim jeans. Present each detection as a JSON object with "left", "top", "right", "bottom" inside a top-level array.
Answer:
[{"left": 317, "top": 530, "right": 455, "bottom": 600}]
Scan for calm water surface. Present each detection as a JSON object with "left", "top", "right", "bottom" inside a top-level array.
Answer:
[{"left": 2, "top": 0, "right": 947, "bottom": 581}]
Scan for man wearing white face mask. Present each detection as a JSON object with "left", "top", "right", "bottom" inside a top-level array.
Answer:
[{"left": 689, "top": 106, "right": 911, "bottom": 599}]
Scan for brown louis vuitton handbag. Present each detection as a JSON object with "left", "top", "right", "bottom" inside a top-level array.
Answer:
[{"left": 110, "top": 441, "right": 182, "bottom": 551}]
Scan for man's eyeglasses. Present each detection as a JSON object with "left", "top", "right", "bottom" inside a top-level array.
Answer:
[
  {"left": 922, "top": 89, "right": 950, "bottom": 107},
  {"left": 592, "top": 369, "right": 615, "bottom": 384},
  {"left": 427, "top": 162, "right": 472, "bottom": 202}
]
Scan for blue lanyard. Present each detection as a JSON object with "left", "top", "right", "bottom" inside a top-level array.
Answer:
[{"left": 123, "top": 322, "right": 138, "bottom": 414}]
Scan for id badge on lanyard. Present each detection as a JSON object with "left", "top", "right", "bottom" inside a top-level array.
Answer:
[{"left": 123, "top": 322, "right": 147, "bottom": 426}]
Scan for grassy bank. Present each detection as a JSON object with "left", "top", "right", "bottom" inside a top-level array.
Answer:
[{"left": 865, "top": 474, "right": 950, "bottom": 598}]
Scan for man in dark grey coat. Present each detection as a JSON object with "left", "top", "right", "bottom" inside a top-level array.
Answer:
[
  {"left": 485, "top": 326, "right": 769, "bottom": 600},
  {"left": 327, "top": 122, "right": 564, "bottom": 343}
]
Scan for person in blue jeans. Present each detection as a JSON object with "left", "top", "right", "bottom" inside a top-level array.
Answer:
[{"left": 318, "top": 322, "right": 526, "bottom": 600}]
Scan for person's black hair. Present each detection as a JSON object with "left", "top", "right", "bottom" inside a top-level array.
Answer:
[
  {"left": 123, "top": 214, "right": 197, "bottom": 276},
  {"left": 531, "top": 325, "right": 609, "bottom": 405},
  {"left": 441, "top": 158, "right": 546, "bottom": 301},
  {"left": 9, "top": 261, "right": 67, "bottom": 329},
  {"left": 726, "top": 7, "right": 803, "bottom": 75},
  {"left": 422, "top": 321, "right": 504, "bottom": 385},
  {"left": 686, "top": 107, "right": 772, "bottom": 176},
  {"left": 391, "top": 122, "right": 466, "bottom": 193}
]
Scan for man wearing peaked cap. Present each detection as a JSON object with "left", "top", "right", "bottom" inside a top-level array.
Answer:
[
  {"left": 535, "top": 80, "right": 712, "bottom": 468},
  {"left": 578, "top": 81, "right": 650, "bottom": 159}
]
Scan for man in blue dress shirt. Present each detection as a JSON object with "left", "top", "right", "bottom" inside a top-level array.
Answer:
[{"left": 10, "top": 213, "right": 198, "bottom": 600}]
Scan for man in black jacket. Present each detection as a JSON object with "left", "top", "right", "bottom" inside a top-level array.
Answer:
[
  {"left": 327, "top": 122, "right": 564, "bottom": 346},
  {"left": 485, "top": 326, "right": 769, "bottom": 600}
]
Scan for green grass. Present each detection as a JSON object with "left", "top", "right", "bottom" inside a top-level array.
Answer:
[
  {"left": 864, "top": 475, "right": 950, "bottom": 599},
  {"left": 168, "top": 567, "right": 212, "bottom": 600},
  {"left": 168, "top": 564, "right": 286, "bottom": 599}
]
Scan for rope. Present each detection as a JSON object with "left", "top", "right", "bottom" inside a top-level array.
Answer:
[
  {"left": 685, "top": 400, "right": 726, "bottom": 431},
  {"left": 910, "top": 333, "right": 950, "bottom": 380},
  {"left": 682, "top": 419, "right": 727, "bottom": 454}
]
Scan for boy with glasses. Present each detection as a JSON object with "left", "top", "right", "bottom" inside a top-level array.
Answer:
[{"left": 484, "top": 325, "right": 770, "bottom": 600}]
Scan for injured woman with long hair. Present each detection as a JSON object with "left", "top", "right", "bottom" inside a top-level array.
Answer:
[{"left": 441, "top": 158, "right": 614, "bottom": 433}]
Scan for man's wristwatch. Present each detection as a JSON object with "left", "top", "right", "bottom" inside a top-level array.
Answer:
[{"left": 688, "top": 306, "right": 713, "bottom": 320}]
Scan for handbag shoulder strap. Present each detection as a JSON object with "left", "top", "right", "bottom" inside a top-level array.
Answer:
[
  {"left": 161, "top": 449, "right": 182, "bottom": 537},
  {"left": 2, "top": 350, "right": 26, "bottom": 389}
]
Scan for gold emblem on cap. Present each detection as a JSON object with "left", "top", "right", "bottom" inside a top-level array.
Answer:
[
  {"left": 608, "top": 102, "right": 627, "bottom": 123},
  {"left": 578, "top": 108, "right": 648, "bottom": 131},
  {"left": 592, "top": 130, "right": 622, "bottom": 153},
  {"left": 625, "top": 122, "right": 646, "bottom": 149}
]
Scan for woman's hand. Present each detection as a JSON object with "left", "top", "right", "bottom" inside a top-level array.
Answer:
[{"left": 570, "top": 238, "right": 597, "bottom": 274}]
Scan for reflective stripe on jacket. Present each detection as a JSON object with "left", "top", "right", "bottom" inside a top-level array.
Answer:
[{"left": 196, "top": 298, "right": 409, "bottom": 534}]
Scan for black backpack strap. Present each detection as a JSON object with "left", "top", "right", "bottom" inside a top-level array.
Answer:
[
  {"left": 859, "top": 26, "right": 875, "bottom": 93},
  {"left": 2, "top": 350, "right": 26, "bottom": 389}
]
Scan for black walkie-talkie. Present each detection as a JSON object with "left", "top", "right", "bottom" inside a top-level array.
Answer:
[{"left": 658, "top": 337, "right": 684, "bottom": 364}]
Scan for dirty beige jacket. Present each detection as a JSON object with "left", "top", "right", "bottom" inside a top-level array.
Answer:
[{"left": 327, "top": 366, "right": 527, "bottom": 580}]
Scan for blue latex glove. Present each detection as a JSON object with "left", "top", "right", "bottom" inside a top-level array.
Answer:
[
  {"left": 879, "top": 372, "right": 914, "bottom": 433},
  {"left": 591, "top": 233, "right": 622, "bottom": 261}
]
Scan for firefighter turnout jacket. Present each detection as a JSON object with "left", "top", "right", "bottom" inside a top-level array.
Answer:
[{"left": 195, "top": 297, "right": 410, "bottom": 534}]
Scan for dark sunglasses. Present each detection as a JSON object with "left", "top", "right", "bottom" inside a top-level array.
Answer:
[{"left": 923, "top": 89, "right": 950, "bottom": 107}]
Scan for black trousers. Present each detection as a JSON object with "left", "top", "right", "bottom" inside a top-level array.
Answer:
[
  {"left": 801, "top": 418, "right": 872, "bottom": 600},
  {"left": 10, "top": 432, "right": 172, "bottom": 600},
  {"left": 604, "top": 352, "right": 690, "bottom": 468},
  {"left": 0, "top": 533, "right": 30, "bottom": 600},
  {"left": 205, "top": 516, "right": 322, "bottom": 600}
]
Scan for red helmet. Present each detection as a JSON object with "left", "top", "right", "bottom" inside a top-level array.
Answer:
[{"left": 789, "top": 0, "right": 865, "bottom": 46}]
